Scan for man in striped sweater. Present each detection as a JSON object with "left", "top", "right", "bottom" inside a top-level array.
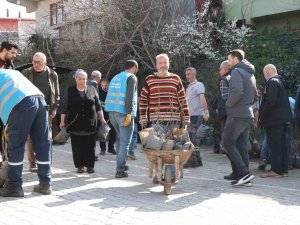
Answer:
[{"left": 139, "top": 53, "right": 190, "bottom": 183}]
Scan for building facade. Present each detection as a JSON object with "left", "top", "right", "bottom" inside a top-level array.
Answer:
[
  {"left": 0, "top": 0, "right": 35, "bottom": 48},
  {"left": 225, "top": 0, "right": 300, "bottom": 31}
]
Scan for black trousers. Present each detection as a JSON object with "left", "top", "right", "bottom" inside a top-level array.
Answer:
[
  {"left": 70, "top": 133, "right": 96, "bottom": 168},
  {"left": 266, "top": 124, "right": 289, "bottom": 174}
]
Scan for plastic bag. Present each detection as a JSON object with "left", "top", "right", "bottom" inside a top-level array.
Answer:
[
  {"left": 53, "top": 128, "right": 70, "bottom": 143},
  {"left": 96, "top": 123, "right": 111, "bottom": 141},
  {"left": 195, "top": 124, "right": 214, "bottom": 138}
]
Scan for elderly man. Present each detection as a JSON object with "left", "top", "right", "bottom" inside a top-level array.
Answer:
[
  {"left": 22, "top": 52, "right": 59, "bottom": 171},
  {"left": 259, "top": 64, "right": 293, "bottom": 178},
  {"left": 223, "top": 49, "right": 256, "bottom": 186},
  {"left": 0, "top": 41, "right": 19, "bottom": 167},
  {"left": 184, "top": 67, "right": 208, "bottom": 168},
  {"left": 140, "top": 53, "right": 190, "bottom": 183},
  {"left": 87, "top": 70, "right": 102, "bottom": 92},
  {"left": 0, "top": 69, "right": 52, "bottom": 197}
]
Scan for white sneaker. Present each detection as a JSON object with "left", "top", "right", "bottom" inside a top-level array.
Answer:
[{"left": 231, "top": 173, "right": 255, "bottom": 186}]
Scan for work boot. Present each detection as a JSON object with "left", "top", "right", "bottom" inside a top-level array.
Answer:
[
  {"left": 0, "top": 186, "right": 24, "bottom": 197},
  {"left": 108, "top": 149, "right": 116, "bottom": 155},
  {"left": 33, "top": 184, "right": 52, "bottom": 195}
]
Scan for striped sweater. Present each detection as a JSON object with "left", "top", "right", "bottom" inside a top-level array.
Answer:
[{"left": 139, "top": 73, "right": 190, "bottom": 123}]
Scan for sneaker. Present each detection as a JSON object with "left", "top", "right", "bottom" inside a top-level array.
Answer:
[
  {"left": 0, "top": 186, "right": 24, "bottom": 197},
  {"left": 241, "top": 181, "right": 253, "bottom": 187},
  {"left": 108, "top": 149, "right": 116, "bottom": 155},
  {"left": 33, "top": 184, "right": 52, "bottom": 195},
  {"left": 224, "top": 173, "right": 237, "bottom": 180},
  {"left": 124, "top": 165, "right": 129, "bottom": 171},
  {"left": 77, "top": 167, "right": 84, "bottom": 173},
  {"left": 87, "top": 167, "right": 95, "bottom": 174},
  {"left": 282, "top": 173, "right": 288, "bottom": 177},
  {"left": 115, "top": 171, "right": 128, "bottom": 178},
  {"left": 128, "top": 154, "right": 137, "bottom": 160},
  {"left": 258, "top": 159, "right": 267, "bottom": 171},
  {"left": 99, "top": 151, "right": 106, "bottom": 156},
  {"left": 231, "top": 173, "right": 255, "bottom": 186}
]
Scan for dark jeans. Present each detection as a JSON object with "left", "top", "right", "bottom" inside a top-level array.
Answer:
[
  {"left": 223, "top": 117, "right": 252, "bottom": 177},
  {"left": 70, "top": 133, "right": 96, "bottom": 168},
  {"left": 7, "top": 96, "right": 51, "bottom": 188},
  {"left": 266, "top": 124, "right": 289, "bottom": 174}
]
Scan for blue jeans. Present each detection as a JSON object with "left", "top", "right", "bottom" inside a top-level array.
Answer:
[
  {"left": 109, "top": 112, "right": 134, "bottom": 172},
  {"left": 128, "top": 122, "right": 138, "bottom": 156},
  {"left": 223, "top": 117, "right": 252, "bottom": 177},
  {"left": 7, "top": 96, "right": 51, "bottom": 188},
  {"left": 260, "top": 133, "right": 270, "bottom": 160}
]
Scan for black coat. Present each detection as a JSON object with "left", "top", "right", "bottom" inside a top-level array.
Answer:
[
  {"left": 66, "top": 85, "right": 100, "bottom": 133},
  {"left": 259, "top": 75, "right": 292, "bottom": 128}
]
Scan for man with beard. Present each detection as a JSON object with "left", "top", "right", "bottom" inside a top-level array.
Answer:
[
  {"left": 0, "top": 41, "right": 18, "bottom": 70},
  {"left": 0, "top": 41, "right": 19, "bottom": 167},
  {"left": 140, "top": 53, "right": 190, "bottom": 183}
]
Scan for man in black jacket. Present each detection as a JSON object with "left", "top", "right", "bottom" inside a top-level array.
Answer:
[{"left": 259, "top": 64, "right": 292, "bottom": 178}]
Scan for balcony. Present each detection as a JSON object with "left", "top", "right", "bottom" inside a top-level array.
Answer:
[{"left": 7, "top": 0, "right": 42, "bottom": 13}]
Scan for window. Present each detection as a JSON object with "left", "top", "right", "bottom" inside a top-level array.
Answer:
[{"left": 50, "top": 1, "right": 64, "bottom": 26}]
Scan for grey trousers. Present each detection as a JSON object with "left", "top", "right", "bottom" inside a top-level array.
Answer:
[{"left": 223, "top": 117, "right": 253, "bottom": 177}]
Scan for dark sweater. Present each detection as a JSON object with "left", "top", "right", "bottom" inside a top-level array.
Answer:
[
  {"left": 62, "top": 85, "right": 101, "bottom": 133},
  {"left": 259, "top": 75, "right": 292, "bottom": 128}
]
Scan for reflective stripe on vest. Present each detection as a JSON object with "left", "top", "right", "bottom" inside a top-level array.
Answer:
[{"left": 0, "top": 69, "right": 43, "bottom": 124}]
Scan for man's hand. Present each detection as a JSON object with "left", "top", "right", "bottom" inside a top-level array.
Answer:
[
  {"left": 50, "top": 109, "right": 57, "bottom": 119},
  {"left": 203, "top": 109, "right": 209, "bottom": 121},
  {"left": 123, "top": 114, "right": 132, "bottom": 126}
]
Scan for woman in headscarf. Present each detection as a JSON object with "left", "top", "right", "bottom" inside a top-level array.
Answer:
[{"left": 60, "top": 69, "right": 106, "bottom": 173}]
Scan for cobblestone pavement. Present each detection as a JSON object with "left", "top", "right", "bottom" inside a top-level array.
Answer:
[{"left": 0, "top": 142, "right": 300, "bottom": 225}]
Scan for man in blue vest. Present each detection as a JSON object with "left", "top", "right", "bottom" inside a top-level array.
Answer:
[
  {"left": 0, "top": 69, "right": 51, "bottom": 197},
  {"left": 105, "top": 60, "right": 138, "bottom": 178}
]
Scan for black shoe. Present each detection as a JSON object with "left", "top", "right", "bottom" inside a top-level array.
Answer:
[
  {"left": 108, "top": 149, "right": 116, "bottom": 155},
  {"left": 99, "top": 151, "right": 106, "bottom": 156},
  {"left": 231, "top": 173, "right": 255, "bottom": 186},
  {"left": 77, "top": 167, "right": 84, "bottom": 173},
  {"left": 224, "top": 173, "right": 237, "bottom": 180},
  {"left": 87, "top": 167, "right": 95, "bottom": 174},
  {"left": 183, "top": 160, "right": 203, "bottom": 168},
  {"left": 95, "top": 155, "right": 99, "bottom": 161},
  {"left": 0, "top": 186, "right": 24, "bottom": 197},
  {"left": 258, "top": 159, "right": 267, "bottom": 171},
  {"left": 115, "top": 171, "right": 128, "bottom": 178},
  {"left": 33, "top": 184, "right": 52, "bottom": 195},
  {"left": 124, "top": 165, "right": 129, "bottom": 171}
]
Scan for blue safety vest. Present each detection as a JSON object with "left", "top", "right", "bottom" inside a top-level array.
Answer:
[
  {"left": 105, "top": 71, "right": 137, "bottom": 116},
  {"left": 0, "top": 69, "right": 43, "bottom": 124}
]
